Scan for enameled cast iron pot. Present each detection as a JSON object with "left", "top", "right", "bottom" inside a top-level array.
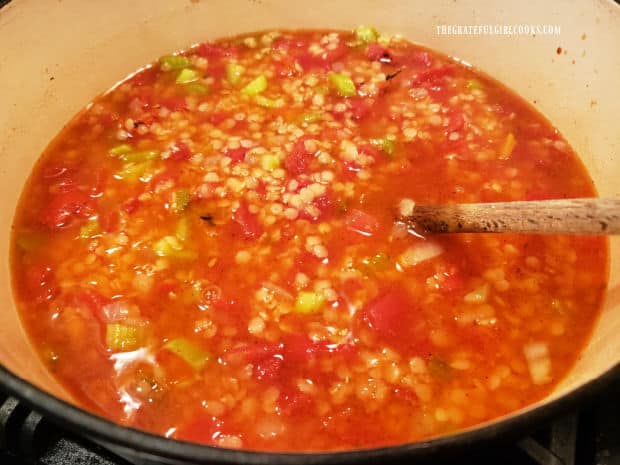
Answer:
[{"left": 0, "top": 1, "right": 619, "bottom": 463}]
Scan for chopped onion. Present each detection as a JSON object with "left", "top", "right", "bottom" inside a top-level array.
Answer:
[
  {"left": 261, "top": 281, "right": 294, "bottom": 301},
  {"left": 398, "top": 242, "right": 444, "bottom": 268},
  {"left": 523, "top": 342, "right": 552, "bottom": 385},
  {"left": 255, "top": 416, "right": 286, "bottom": 439},
  {"left": 464, "top": 284, "right": 489, "bottom": 304}
]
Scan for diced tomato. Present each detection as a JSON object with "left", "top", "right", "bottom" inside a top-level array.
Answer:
[
  {"left": 168, "top": 141, "right": 192, "bottom": 161},
  {"left": 396, "top": 50, "right": 432, "bottom": 69},
  {"left": 361, "top": 287, "right": 431, "bottom": 356},
  {"left": 358, "top": 144, "right": 382, "bottom": 160},
  {"left": 156, "top": 280, "right": 179, "bottom": 296},
  {"left": 159, "top": 96, "right": 187, "bottom": 112},
  {"left": 43, "top": 190, "right": 94, "bottom": 230},
  {"left": 435, "top": 263, "right": 465, "bottom": 293},
  {"left": 99, "top": 211, "right": 120, "bottom": 233},
  {"left": 196, "top": 42, "right": 238, "bottom": 59},
  {"left": 412, "top": 65, "right": 455, "bottom": 86},
  {"left": 25, "top": 264, "right": 58, "bottom": 303},
  {"left": 313, "top": 192, "right": 333, "bottom": 216},
  {"left": 225, "top": 147, "right": 248, "bottom": 164},
  {"left": 366, "top": 43, "right": 390, "bottom": 62},
  {"left": 349, "top": 98, "right": 372, "bottom": 120},
  {"left": 297, "top": 53, "right": 329, "bottom": 71},
  {"left": 447, "top": 111, "right": 465, "bottom": 132},
  {"left": 285, "top": 137, "right": 313, "bottom": 175},
  {"left": 226, "top": 341, "right": 280, "bottom": 365},
  {"left": 344, "top": 209, "right": 380, "bottom": 237},
  {"left": 231, "top": 202, "right": 263, "bottom": 240},
  {"left": 274, "top": 58, "right": 299, "bottom": 77},
  {"left": 207, "top": 60, "right": 225, "bottom": 81},
  {"left": 130, "top": 67, "right": 158, "bottom": 87},
  {"left": 278, "top": 388, "right": 313, "bottom": 417},
  {"left": 74, "top": 289, "right": 110, "bottom": 321},
  {"left": 281, "top": 335, "right": 323, "bottom": 363},
  {"left": 253, "top": 355, "right": 284, "bottom": 381},
  {"left": 122, "top": 198, "right": 141, "bottom": 214},
  {"left": 176, "top": 413, "right": 238, "bottom": 446},
  {"left": 393, "top": 386, "right": 419, "bottom": 403},
  {"left": 325, "top": 42, "right": 348, "bottom": 61},
  {"left": 208, "top": 112, "right": 230, "bottom": 125}
]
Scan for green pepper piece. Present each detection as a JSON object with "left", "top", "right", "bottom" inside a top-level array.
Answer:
[
  {"left": 241, "top": 75, "right": 268, "bottom": 96},
  {"left": 163, "top": 338, "right": 211, "bottom": 370},
  {"left": 176, "top": 68, "right": 199, "bottom": 84},
  {"left": 109, "top": 144, "right": 133, "bottom": 156},
  {"left": 119, "top": 150, "right": 159, "bottom": 163},
  {"left": 370, "top": 137, "right": 396, "bottom": 158},
  {"left": 159, "top": 55, "right": 191, "bottom": 70},
  {"left": 225, "top": 63, "right": 245, "bottom": 86},
  {"left": 79, "top": 219, "right": 100, "bottom": 239},
  {"left": 184, "top": 83, "right": 209, "bottom": 94},
  {"left": 255, "top": 95, "right": 285, "bottom": 108},
  {"left": 115, "top": 161, "right": 152, "bottom": 182},
  {"left": 466, "top": 79, "right": 482, "bottom": 90},
  {"left": 171, "top": 189, "right": 191, "bottom": 213},
  {"left": 355, "top": 25, "right": 378, "bottom": 43},
  {"left": 294, "top": 291, "right": 326, "bottom": 314},
  {"left": 106, "top": 324, "right": 144, "bottom": 352},
  {"left": 328, "top": 72, "right": 356, "bottom": 97}
]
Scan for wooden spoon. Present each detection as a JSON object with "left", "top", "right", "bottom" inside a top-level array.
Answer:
[{"left": 400, "top": 198, "right": 620, "bottom": 235}]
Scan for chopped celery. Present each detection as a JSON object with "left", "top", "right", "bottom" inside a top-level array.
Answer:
[
  {"left": 254, "top": 95, "right": 285, "bottom": 108},
  {"left": 466, "top": 79, "right": 482, "bottom": 90},
  {"left": 328, "top": 72, "right": 356, "bottom": 97},
  {"left": 159, "top": 54, "right": 191, "bottom": 70},
  {"left": 119, "top": 150, "right": 159, "bottom": 163},
  {"left": 370, "top": 137, "right": 396, "bottom": 157},
  {"left": 225, "top": 63, "right": 245, "bottom": 85},
  {"left": 184, "top": 82, "right": 209, "bottom": 94},
  {"left": 79, "top": 219, "right": 100, "bottom": 239},
  {"left": 115, "top": 161, "right": 152, "bottom": 182},
  {"left": 360, "top": 252, "right": 390, "bottom": 274},
  {"left": 176, "top": 68, "right": 199, "bottom": 84},
  {"left": 171, "top": 189, "right": 191, "bottom": 213},
  {"left": 153, "top": 235, "right": 197, "bottom": 260},
  {"left": 176, "top": 217, "right": 191, "bottom": 242},
  {"left": 153, "top": 235, "right": 184, "bottom": 256},
  {"left": 106, "top": 324, "right": 143, "bottom": 352},
  {"left": 294, "top": 291, "right": 326, "bottom": 314},
  {"left": 15, "top": 232, "right": 43, "bottom": 252},
  {"left": 260, "top": 153, "right": 280, "bottom": 171},
  {"left": 241, "top": 75, "right": 267, "bottom": 96},
  {"left": 298, "top": 112, "right": 322, "bottom": 124},
  {"left": 163, "top": 338, "right": 210, "bottom": 370},
  {"left": 109, "top": 144, "right": 133, "bottom": 156},
  {"left": 499, "top": 133, "right": 516, "bottom": 159},
  {"left": 355, "top": 25, "right": 378, "bottom": 43}
]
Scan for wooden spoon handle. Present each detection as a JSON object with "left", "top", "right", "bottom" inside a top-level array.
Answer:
[{"left": 402, "top": 198, "right": 620, "bottom": 235}]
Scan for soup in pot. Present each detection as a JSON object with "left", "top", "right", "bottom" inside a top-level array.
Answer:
[{"left": 11, "top": 28, "right": 607, "bottom": 451}]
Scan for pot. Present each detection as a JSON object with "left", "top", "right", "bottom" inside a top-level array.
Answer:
[{"left": 0, "top": 0, "right": 619, "bottom": 463}]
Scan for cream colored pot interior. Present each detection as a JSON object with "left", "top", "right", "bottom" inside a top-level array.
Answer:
[{"left": 0, "top": 0, "right": 619, "bottom": 432}]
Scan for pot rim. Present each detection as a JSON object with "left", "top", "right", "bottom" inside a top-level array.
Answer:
[{"left": 1, "top": 362, "right": 618, "bottom": 464}]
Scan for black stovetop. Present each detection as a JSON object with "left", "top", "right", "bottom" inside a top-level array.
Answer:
[{"left": 1, "top": 373, "right": 619, "bottom": 465}]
